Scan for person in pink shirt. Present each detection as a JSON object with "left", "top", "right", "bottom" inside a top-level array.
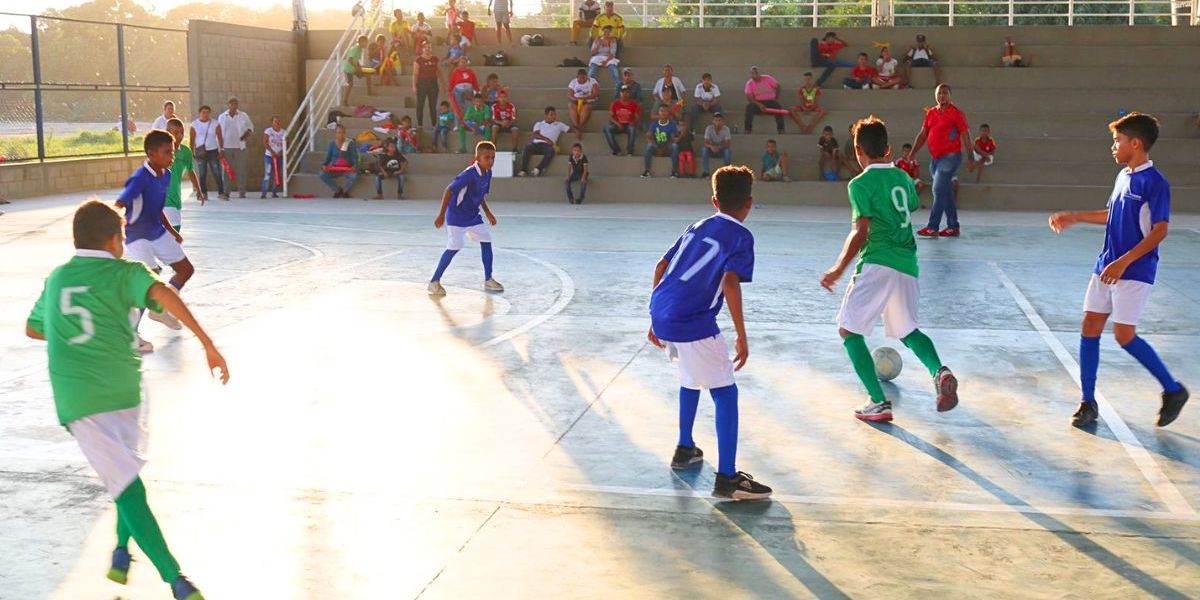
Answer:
[{"left": 743, "top": 66, "right": 785, "bottom": 134}]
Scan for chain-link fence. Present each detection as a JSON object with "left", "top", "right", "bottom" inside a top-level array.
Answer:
[{"left": 0, "top": 12, "right": 189, "bottom": 163}]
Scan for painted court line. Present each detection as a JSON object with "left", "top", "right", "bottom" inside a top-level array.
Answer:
[
  {"left": 989, "top": 261, "right": 1196, "bottom": 516},
  {"left": 480, "top": 249, "right": 575, "bottom": 348},
  {"left": 560, "top": 483, "right": 1200, "bottom": 522}
]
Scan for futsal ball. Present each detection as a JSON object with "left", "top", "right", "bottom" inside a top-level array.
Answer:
[
  {"left": 873, "top": 347, "right": 903, "bottom": 382},
  {"left": 520, "top": 34, "right": 532, "bottom": 46},
  {"left": 386, "top": 159, "right": 400, "bottom": 171}
]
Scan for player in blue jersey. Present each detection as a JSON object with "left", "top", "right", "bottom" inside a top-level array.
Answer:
[
  {"left": 647, "top": 165, "right": 772, "bottom": 501},
  {"left": 114, "top": 129, "right": 195, "bottom": 353},
  {"left": 1050, "top": 112, "right": 1188, "bottom": 428},
  {"left": 428, "top": 141, "right": 504, "bottom": 296}
]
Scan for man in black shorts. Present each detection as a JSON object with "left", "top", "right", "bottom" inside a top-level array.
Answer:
[{"left": 902, "top": 34, "right": 943, "bottom": 87}]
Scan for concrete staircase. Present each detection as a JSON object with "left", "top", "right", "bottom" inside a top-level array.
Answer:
[{"left": 291, "top": 25, "right": 1200, "bottom": 210}]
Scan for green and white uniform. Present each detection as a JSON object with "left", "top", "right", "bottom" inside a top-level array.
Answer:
[
  {"left": 164, "top": 144, "right": 193, "bottom": 229},
  {"left": 836, "top": 163, "right": 922, "bottom": 339}
]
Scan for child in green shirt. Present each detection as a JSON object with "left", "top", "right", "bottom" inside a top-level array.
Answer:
[
  {"left": 164, "top": 118, "right": 205, "bottom": 231},
  {"left": 460, "top": 93, "right": 493, "bottom": 153},
  {"left": 26, "top": 201, "right": 229, "bottom": 600}
]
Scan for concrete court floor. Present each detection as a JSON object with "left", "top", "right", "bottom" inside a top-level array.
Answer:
[{"left": 1, "top": 190, "right": 1199, "bottom": 600}]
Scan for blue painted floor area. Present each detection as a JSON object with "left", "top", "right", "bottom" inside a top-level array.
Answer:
[{"left": 1, "top": 194, "right": 1199, "bottom": 598}]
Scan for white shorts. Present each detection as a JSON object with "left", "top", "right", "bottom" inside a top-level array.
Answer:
[
  {"left": 837, "top": 263, "right": 920, "bottom": 339},
  {"left": 68, "top": 402, "right": 148, "bottom": 498},
  {"left": 666, "top": 333, "right": 735, "bottom": 390},
  {"left": 126, "top": 232, "right": 186, "bottom": 268},
  {"left": 163, "top": 207, "right": 181, "bottom": 228},
  {"left": 446, "top": 223, "right": 492, "bottom": 250},
  {"left": 1083, "top": 274, "right": 1153, "bottom": 325},
  {"left": 765, "top": 165, "right": 783, "bottom": 178},
  {"left": 973, "top": 151, "right": 994, "bottom": 166}
]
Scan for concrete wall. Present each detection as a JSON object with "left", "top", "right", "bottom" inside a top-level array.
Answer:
[
  {"left": 187, "top": 20, "right": 302, "bottom": 180},
  {"left": 0, "top": 156, "right": 145, "bottom": 200}
]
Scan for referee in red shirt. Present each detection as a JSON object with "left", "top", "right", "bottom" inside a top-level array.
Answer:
[{"left": 906, "top": 84, "right": 973, "bottom": 237}]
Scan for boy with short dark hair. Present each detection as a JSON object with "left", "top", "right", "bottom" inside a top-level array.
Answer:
[
  {"left": 818, "top": 125, "right": 840, "bottom": 181},
  {"left": 429, "top": 141, "right": 503, "bottom": 296},
  {"left": 642, "top": 105, "right": 680, "bottom": 179},
  {"left": 164, "top": 119, "right": 204, "bottom": 231},
  {"left": 491, "top": 89, "right": 520, "bottom": 152},
  {"left": 760, "top": 139, "right": 789, "bottom": 182},
  {"left": 564, "top": 142, "right": 589, "bottom": 204},
  {"left": 966, "top": 123, "right": 996, "bottom": 183},
  {"left": 648, "top": 165, "right": 772, "bottom": 501},
  {"left": 460, "top": 93, "right": 493, "bottom": 153},
  {"left": 790, "top": 72, "right": 827, "bottom": 134},
  {"left": 116, "top": 130, "right": 195, "bottom": 350},
  {"left": 26, "top": 200, "right": 228, "bottom": 600},
  {"left": 838, "top": 123, "right": 863, "bottom": 179},
  {"left": 843, "top": 52, "right": 876, "bottom": 90},
  {"left": 372, "top": 138, "right": 408, "bottom": 200},
  {"left": 821, "top": 116, "right": 959, "bottom": 422},
  {"left": 434, "top": 101, "right": 455, "bottom": 152},
  {"left": 1050, "top": 112, "right": 1188, "bottom": 428},
  {"left": 895, "top": 142, "right": 925, "bottom": 193}
]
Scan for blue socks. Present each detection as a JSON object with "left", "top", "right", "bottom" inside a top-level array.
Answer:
[
  {"left": 1080, "top": 335, "right": 1100, "bottom": 403},
  {"left": 169, "top": 278, "right": 185, "bottom": 292},
  {"left": 677, "top": 387, "right": 700, "bottom": 448},
  {"left": 430, "top": 249, "right": 459, "bottom": 282},
  {"left": 480, "top": 242, "right": 494, "bottom": 281},
  {"left": 710, "top": 384, "right": 739, "bottom": 477},
  {"left": 1122, "top": 336, "right": 1182, "bottom": 393}
]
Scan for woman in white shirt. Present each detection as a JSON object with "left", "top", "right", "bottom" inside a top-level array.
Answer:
[
  {"left": 189, "top": 105, "right": 224, "bottom": 198},
  {"left": 567, "top": 69, "right": 600, "bottom": 141},
  {"left": 587, "top": 26, "right": 621, "bottom": 87},
  {"left": 873, "top": 46, "right": 902, "bottom": 89}
]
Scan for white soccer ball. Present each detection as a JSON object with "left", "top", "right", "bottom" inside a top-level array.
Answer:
[
  {"left": 386, "top": 159, "right": 400, "bottom": 171},
  {"left": 873, "top": 347, "right": 903, "bottom": 382},
  {"left": 520, "top": 34, "right": 532, "bottom": 46}
]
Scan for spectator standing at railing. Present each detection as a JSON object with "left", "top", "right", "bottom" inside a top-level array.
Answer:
[
  {"left": 189, "top": 105, "right": 224, "bottom": 200},
  {"left": 743, "top": 66, "right": 785, "bottom": 135},
  {"left": 151, "top": 100, "right": 177, "bottom": 131},
  {"left": 571, "top": 0, "right": 602, "bottom": 46},
  {"left": 902, "top": 34, "right": 943, "bottom": 87},
  {"left": 591, "top": 2, "right": 626, "bottom": 58},
  {"left": 216, "top": 97, "right": 254, "bottom": 200},
  {"left": 413, "top": 44, "right": 446, "bottom": 128},
  {"left": 810, "top": 31, "right": 855, "bottom": 88}
]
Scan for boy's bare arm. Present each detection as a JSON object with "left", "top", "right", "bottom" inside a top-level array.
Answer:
[
  {"left": 821, "top": 217, "right": 870, "bottom": 291},
  {"left": 721, "top": 271, "right": 748, "bottom": 370},
  {"left": 26, "top": 325, "right": 45, "bottom": 340},
  {"left": 1049, "top": 209, "right": 1109, "bottom": 233},
  {"left": 148, "top": 282, "right": 229, "bottom": 384},
  {"left": 646, "top": 258, "right": 669, "bottom": 348},
  {"left": 481, "top": 199, "right": 497, "bottom": 225},
  {"left": 434, "top": 187, "right": 452, "bottom": 228},
  {"left": 1101, "top": 221, "right": 1168, "bottom": 284},
  {"left": 187, "top": 170, "right": 205, "bottom": 203},
  {"left": 159, "top": 212, "right": 182, "bottom": 242}
]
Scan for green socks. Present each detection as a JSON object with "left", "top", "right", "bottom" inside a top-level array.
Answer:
[
  {"left": 844, "top": 334, "right": 886, "bottom": 403},
  {"left": 114, "top": 477, "right": 181, "bottom": 583},
  {"left": 901, "top": 329, "right": 943, "bottom": 377}
]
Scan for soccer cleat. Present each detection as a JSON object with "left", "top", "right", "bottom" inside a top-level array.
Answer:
[
  {"left": 713, "top": 471, "right": 773, "bottom": 501},
  {"left": 148, "top": 309, "right": 182, "bottom": 330},
  {"left": 136, "top": 335, "right": 154, "bottom": 354},
  {"left": 1158, "top": 383, "right": 1189, "bottom": 427},
  {"left": 107, "top": 546, "right": 132, "bottom": 584},
  {"left": 916, "top": 226, "right": 939, "bottom": 237},
  {"left": 670, "top": 445, "right": 704, "bottom": 469},
  {"left": 171, "top": 575, "right": 205, "bottom": 600},
  {"left": 1071, "top": 401, "right": 1099, "bottom": 428},
  {"left": 938, "top": 227, "right": 961, "bottom": 237},
  {"left": 854, "top": 399, "right": 893, "bottom": 422},
  {"left": 934, "top": 366, "right": 959, "bottom": 412},
  {"left": 483, "top": 279, "right": 504, "bottom": 292},
  {"left": 427, "top": 281, "right": 447, "bottom": 297}
]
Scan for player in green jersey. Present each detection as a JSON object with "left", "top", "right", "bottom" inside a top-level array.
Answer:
[
  {"left": 165, "top": 118, "right": 205, "bottom": 231},
  {"left": 820, "top": 116, "right": 959, "bottom": 422},
  {"left": 25, "top": 200, "right": 228, "bottom": 600}
]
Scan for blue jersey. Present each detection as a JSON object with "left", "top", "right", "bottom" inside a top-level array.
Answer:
[
  {"left": 649, "top": 119, "right": 678, "bottom": 146},
  {"left": 649, "top": 213, "right": 754, "bottom": 343},
  {"left": 445, "top": 162, "right": 492, "bottom": 227},
  {"left": 1096, "top": 161, "right": 1170, "bottom": 284},
  {"left": 118, "top": 162, "right": 170, "bottom": 242}
]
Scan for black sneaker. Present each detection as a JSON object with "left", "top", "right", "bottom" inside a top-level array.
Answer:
[
  {"left": 1071, "top": 401, "right": 1099, "bottom": 428},
  {"left": 713, "top": 471, "right": 772, "bottom": 501},
  {"left": 1158, "top": 383, "right": 1189, "bottom": 427},
  {"left": 670, "top": 445, "right": 703, "bottom": 469},
  {"left": 641, "top": 171, "right": 651, "bottom": 178}
]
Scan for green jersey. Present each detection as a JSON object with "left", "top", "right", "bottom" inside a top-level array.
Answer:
[
  {"left": 166, "top": 143, "right": 193, "bottom": 210},
  {"left": 26, "top": 251, "right": 162, "bottom": 425},
  {"left": 463, "top": 104, "right": 491, "bottom": 126},
  {"left": 847, "top": 163, "right": 921, "bottom": 278}
]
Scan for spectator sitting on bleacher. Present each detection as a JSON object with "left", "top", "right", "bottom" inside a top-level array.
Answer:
[
  {"left": 761, "top": 139, "right": 790, "bottom": 182},
  {"left": 817, "top": 125, "right": 839, "bottom": 181},
  {"left": 965, "top": 123, "right": 996, "bottom": 183},
  {"left": 790, "top": 72, "right": 827, "bottom": 134},
  {"left": 371, "top": 138, "right": 408, "bottom": 200},
  {"left": 743, "top": 66, "right": 785, "bottom": 135},
  {"left": 620, "top": 68, "right": 644, "bottom": 106},
  {"left": 390, "top": 9, "right": 412, "bottom": 50},
  {"left": 591, "top": 2, "right": 626, "bottom": 58},
  {"left": 676, "top": 125, "right": 696, "bottom": 178},
  {"left": 482, "top": 73, "right": 502, "bottom": 107},
  {"left": 605, "top": 85, "right": 640, "bottom": 156},
  {"left": 838, "top": 123, "right": 862, "bottom": 179},
  {"left": 811, "top": 31, "right": 855, "bottom": 88},
  {"left": 413, "top": 12, "right": 433, "bottom": 51},
  {"left": 448, "top": 56, "right": 481, "bottom": 121},
  {"left": 518, "top": 106, "right": 576, "bottom": 177},
  {"left": 571, "top": 0, "right": 602, "bottom": 46},
  {"left": 902, "top": 34, "right": 943, "bottom": 87},
  {"left": 397, "top": 115, "right": 419, "bottom": 154},
  {"left": 491, "top": 90, "right": 520, "bottom": 152},
  {"left": 568, "top": 69, "right": 601, "bottom": 141},
  {"left": 588, "top": 26, "right": 621, "bottom": 86},
  {"left": 874, "top": 46, "right": 903, "bottom": 89},
  {"left": 1001, "top": 36, "right": 1031, "bottom": 67},
  {"left": 460, "top": 94, "right": 493, "bottom": 153},
  {"left": 689, "top": 73, "right": 722, "bottom": 131},
  {"left": 434, "top": 101, "right": 454, "bottom": 152},
  {"left": 642, "top": 105, "right": 681, "bottom": 179},
  {"left": 654, "top": 65, "right": 686, "bottom": 113},
  {"left": 565, "top": 143, "right": 589, "bottom": 204},
  {"left": 656, "top": 83, "right": 685, "bottom": 123},
  {"left": 843, "top": 53, "right": 876, "bottom": 90},
  {"left": 895, "top": 143, "right": 925, "bottom": 193},
  {"left": 701, "top": 112, "right": 732, "bottom": 178},
  {"left": 446, "top": 33, "right": 465, "bottom": 64},
  {"left": 319, "top": 124, "right": 359, "bottom": 198},
  {"left": 458, "top": 11, "right": 477, "bottom": 47}
]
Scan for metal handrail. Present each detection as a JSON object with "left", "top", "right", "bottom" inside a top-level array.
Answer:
[{"left": 282, "top": 0, "right": 386, "bottom": 195}]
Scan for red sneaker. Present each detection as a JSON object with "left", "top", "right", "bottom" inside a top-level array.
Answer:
[
  {"left": 938, "top": 227, "right": 961, "bottom": 237},
  {"left": 916, "top": 227, "right": 939, "bottom": 237}
]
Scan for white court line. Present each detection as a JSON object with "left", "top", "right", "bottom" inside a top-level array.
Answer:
[
  {"left": 989, "top": 261, "right": 1196, "bottom": 516},
  {"left": 479, "top": 249, "right": 575, "bottom": 348},
  {"left": 560, "top": 483, "right": 1200, "bottom": 523}
]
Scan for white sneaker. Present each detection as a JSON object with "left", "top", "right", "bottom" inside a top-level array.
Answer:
[
  {"left": 136, "top": 335, "right": 154, "bottom": 354},
  {"left": 530, "top": 168, "right": 540, "bottom": 177},
  {"left": 427, "top": 281, "right": 447, "bottom": 296},
  {"left": 147, "top": 309, "right": 182, "bottom": 330},
  {"left": 483, "top": 278, "right": 504, "bottom": 292}
]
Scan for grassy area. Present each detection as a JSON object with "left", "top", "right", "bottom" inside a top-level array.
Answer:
[{"left": 0, "top": 130, "right": 143, "bottom": 161}]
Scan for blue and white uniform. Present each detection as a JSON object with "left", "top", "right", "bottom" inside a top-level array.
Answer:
[
  {"left": 119, "top": 162, "right": 185, "bottom": 267},
  {"left": 650, "top": 212, "right": 754, "bottom": 389},
  {"left": 1084, "top": 160, "right": 1170, "bottom": 324},
  {"left": 444, "top": 162, "right": 493, "bottom": 250}
]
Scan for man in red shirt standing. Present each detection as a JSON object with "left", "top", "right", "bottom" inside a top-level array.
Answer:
[
  {"left": 906, "top": 84, "right": 973, "bottom": 237},
  {"left": 604, "top": 85, "right": 640, "bottom": 155},
  {"left": 810, "top": 31, "right": 856, "bottom": 88}
]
